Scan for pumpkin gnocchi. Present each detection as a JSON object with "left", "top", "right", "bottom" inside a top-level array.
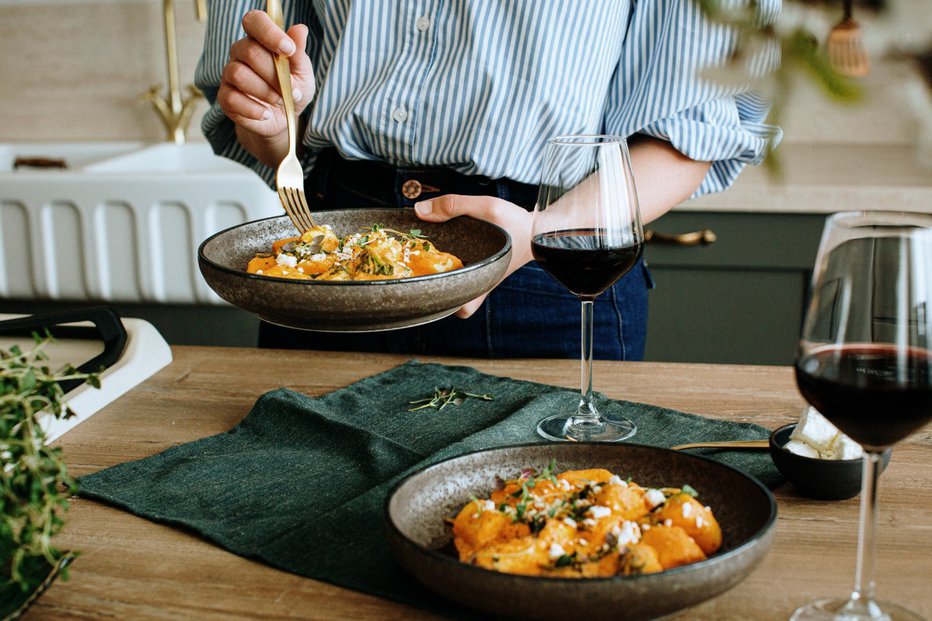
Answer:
[
  {"left": 451, "top": 462, "right": 722, "bottom": 578},
  {"left": 247, "top": 224, "right": 463, "bottom": 281}
]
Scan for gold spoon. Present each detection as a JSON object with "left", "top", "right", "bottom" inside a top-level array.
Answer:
[{"left": 671, "top": 440, "right": 769, "bottom": 451}]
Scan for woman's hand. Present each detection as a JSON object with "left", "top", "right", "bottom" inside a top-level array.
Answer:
[
  {"left": 217, "top": 10, "right": 316, "bottom": 167},
  {"left": 415, "top": 195, "right": 533, "bottom": 319}
]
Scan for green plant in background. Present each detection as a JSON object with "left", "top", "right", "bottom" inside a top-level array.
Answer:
[
  {"left": 0, "top": 336, "right": 98, "bottom": 617},
  {"left": 699, "top": 0, "right": 931, "bottom": 173}
]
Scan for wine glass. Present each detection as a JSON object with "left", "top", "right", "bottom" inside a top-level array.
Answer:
[
  {"left": 791, "top": 211, "right": 932, "bottom": 621},
  {"left": 532, "top": 135, "right": 644, "bottom": 442}
]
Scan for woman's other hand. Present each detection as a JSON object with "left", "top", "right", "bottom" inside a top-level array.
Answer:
[
  {"left": 217, "top": 10, "right": 316, "bottom": 167},
  {"left": 415, "top": 195, "right": 533, "bottom": 319}
]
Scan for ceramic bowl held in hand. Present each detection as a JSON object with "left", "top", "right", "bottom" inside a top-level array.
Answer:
[
  {"left": 198, "top": 209, "right": 511, "bottom": 332},
  {"left": 768, "top": 424, "right": 891, "bottom": 501},
  {"left": 385, "top": 443, "right": 777, "bottom": 621}
]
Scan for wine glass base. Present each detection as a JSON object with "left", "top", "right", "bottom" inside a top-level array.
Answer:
[
  {"left": 536, "top": 412, "right": 636, "bottom": 442},
  {"left": 791, "top": 597, "right": 925, "bottom": 621}
]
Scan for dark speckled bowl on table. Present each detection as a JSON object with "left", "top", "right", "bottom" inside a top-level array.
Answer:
[
  {"left": 198, "top": 210, "right": 511, "bottom": 332},
  {"left": 385, "top": 443, "right": 778, "bottom": 621}
]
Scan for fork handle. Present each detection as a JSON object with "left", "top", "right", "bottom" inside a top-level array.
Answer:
[
  {"left": 670, "top": 440, "right": 770, "bottom": 451},
  {"left": 267, "top": 0, "right": 298, "bottom": 158}
]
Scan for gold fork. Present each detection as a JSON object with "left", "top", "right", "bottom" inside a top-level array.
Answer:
[
  {"left": 266, "top": 0, "right": 316, "bottom": 233},
  {"left": 670, "top": 440, "right": 769, "bottom": 451}
]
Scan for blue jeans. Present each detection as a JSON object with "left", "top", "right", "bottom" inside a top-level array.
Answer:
[{"left": 258, "top": 149, "right": 652, "bottom": 360}]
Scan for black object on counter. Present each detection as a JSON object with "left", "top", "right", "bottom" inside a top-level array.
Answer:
[{"left": 0, "top": 306, "right": 127, "bottom": 393}]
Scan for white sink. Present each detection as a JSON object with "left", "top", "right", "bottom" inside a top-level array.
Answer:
[
  {"left": 84, "top": 143, "right": 257, "bottom": 174},
  {"left": 0, "top": 142, "right": 281, "bottom": 305}
]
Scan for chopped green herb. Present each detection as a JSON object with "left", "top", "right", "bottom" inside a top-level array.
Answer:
[
  {"left": 555, "top": 553, "right": 577, "bottom": 568},
  {"left": 516, "top": 502, "right": 527, "bottom": 519},
  {"left": 681, "top": 484, "right": 699, "bottom": 498}
]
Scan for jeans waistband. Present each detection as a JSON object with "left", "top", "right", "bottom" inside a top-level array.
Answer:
[{"left": 305, "top": 148, "right": 539, "bottom": 211}]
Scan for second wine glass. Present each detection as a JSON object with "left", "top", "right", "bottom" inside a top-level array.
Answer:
[
  {"left": 532, "top": 135, "right": 644, "bottom": 442},
  {"left": 791, "top": 210, "right": 932, "bottom": 621}
]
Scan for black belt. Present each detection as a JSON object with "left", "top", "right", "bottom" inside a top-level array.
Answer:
[{"left": 304, "top": 148, "right": 538, "bottom": 211}]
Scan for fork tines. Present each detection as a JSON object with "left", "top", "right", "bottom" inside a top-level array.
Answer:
[{"left": 278, "top": 187, "right": 316, "bottom": 233}]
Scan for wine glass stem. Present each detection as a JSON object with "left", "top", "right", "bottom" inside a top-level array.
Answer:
[
  {"left": 577, "top": 299, "right": 597, "bottom": 420},
  {"left": 845, "top": 450, "right": 884, "bottom": 614}
]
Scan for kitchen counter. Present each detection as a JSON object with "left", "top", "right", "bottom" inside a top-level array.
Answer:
[
  {"left": 681, "top": 143, "right": 932, "bottom": 214},
  {"left": 23, "top": 347, "right": 932, "bottom": 620}
]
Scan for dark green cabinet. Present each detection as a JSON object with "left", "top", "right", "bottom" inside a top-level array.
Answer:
[
  {"left": 3, "top": 211, "right": 828, "bottom": 360},
  {"left": 643, "top": 211, "right": 827, "bottom": 365}
]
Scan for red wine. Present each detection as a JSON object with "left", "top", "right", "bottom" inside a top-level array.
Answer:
[
  {"left": 532, "top": 229, "right": 642, "bottom": 298},
  {"left": 795, "top": 344, "right": 932, "bottom": 449}
]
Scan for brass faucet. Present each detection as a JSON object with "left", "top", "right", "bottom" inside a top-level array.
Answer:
[{"left": 143, "top": 0, "right": 207, "bottom": 144}]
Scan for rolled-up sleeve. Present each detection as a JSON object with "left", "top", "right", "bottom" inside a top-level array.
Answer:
[
  {"left": 194, "top": 0, "right": 319, "bottom": 189},
  {"left": 603, "top": 0, "right": 782, "bottom": 198}
]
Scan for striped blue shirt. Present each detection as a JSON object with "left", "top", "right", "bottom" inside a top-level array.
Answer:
[{"left": 195, "top": 0, "right": 781, "bottom": 198}]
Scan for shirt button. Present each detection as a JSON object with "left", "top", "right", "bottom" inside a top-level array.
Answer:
[
  {"left": 416, "top": 15, "right": 431, "bottom": 31},
  {"left": 402, "top": 179, "right": 423, "bottom": 199},
  {"left": 392, "top": 107, "right": 408, "bottom": 122}
]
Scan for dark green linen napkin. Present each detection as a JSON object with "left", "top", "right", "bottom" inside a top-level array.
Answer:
[{"left": 77, "top": 360, "right": 781, "bottom": 618}]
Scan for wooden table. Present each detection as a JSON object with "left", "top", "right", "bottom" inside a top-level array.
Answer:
[{"left": 26, "top": 347, "right": 932, "bottom": 620}]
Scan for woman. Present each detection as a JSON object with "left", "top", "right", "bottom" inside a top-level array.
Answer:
[{"left": 194, "top": 0, "right": 779, "bottom": 359}]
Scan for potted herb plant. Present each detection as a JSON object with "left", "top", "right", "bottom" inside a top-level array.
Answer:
[{"left": 1, "top": 336, "right": 98, "bottom": 620}]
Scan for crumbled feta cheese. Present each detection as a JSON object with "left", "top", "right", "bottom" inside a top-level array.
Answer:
[
  {"left": 577, "top": 538, "right": 588, "bottom": 546},
  {"left": 310, "top": 252, "right": 326, "bottom": 261},
  {"left": 563, "top": 517, "right": 577, "bottom": 529},
  {"left": 682, "top": 502, "right": 692, "bottom": 518},
  {"left": 608, "top": 475, "right": 627, "bottom": 487},
  {"left": 615, "top": 521, "right": 641, "bottom": 548},
  {"left": 548, "top": 543, "right": 566, "bottom": 560},
  {"left": 696, "top": 516, "right": 705, "bottom": 528},
  {"left": 483, "top": 500, "right": 495, "bottom": 511},
  {"left": 276, "top": 254, "right": 297, "bottom": 268},
  {"left": 663, "top": 518, "right": 673, "bottom": 527},
  {"left": 560, "top": 479, "right": 571, "bottom": 491},
  {"left": 645, "top": 488, "right": 666, "bottom": 509},
  {"left": 587, "top": 505, "right": 611, "bottom": 519}
]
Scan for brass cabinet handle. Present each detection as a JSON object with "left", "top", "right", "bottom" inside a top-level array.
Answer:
[{"left": 644, "top": 229, "right": 717, "bottom": 245}]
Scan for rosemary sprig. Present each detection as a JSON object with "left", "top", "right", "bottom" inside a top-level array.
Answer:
[{"left": 407, "top": 387, "right": 494, "bottom": 411}]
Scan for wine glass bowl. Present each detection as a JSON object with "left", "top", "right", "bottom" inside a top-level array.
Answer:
[
  {"left": 790, "top": 211, "right": 932, "bottom": 621},
  {"left": 532, "top": 135, "right": 644, "bottom": 442}
]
